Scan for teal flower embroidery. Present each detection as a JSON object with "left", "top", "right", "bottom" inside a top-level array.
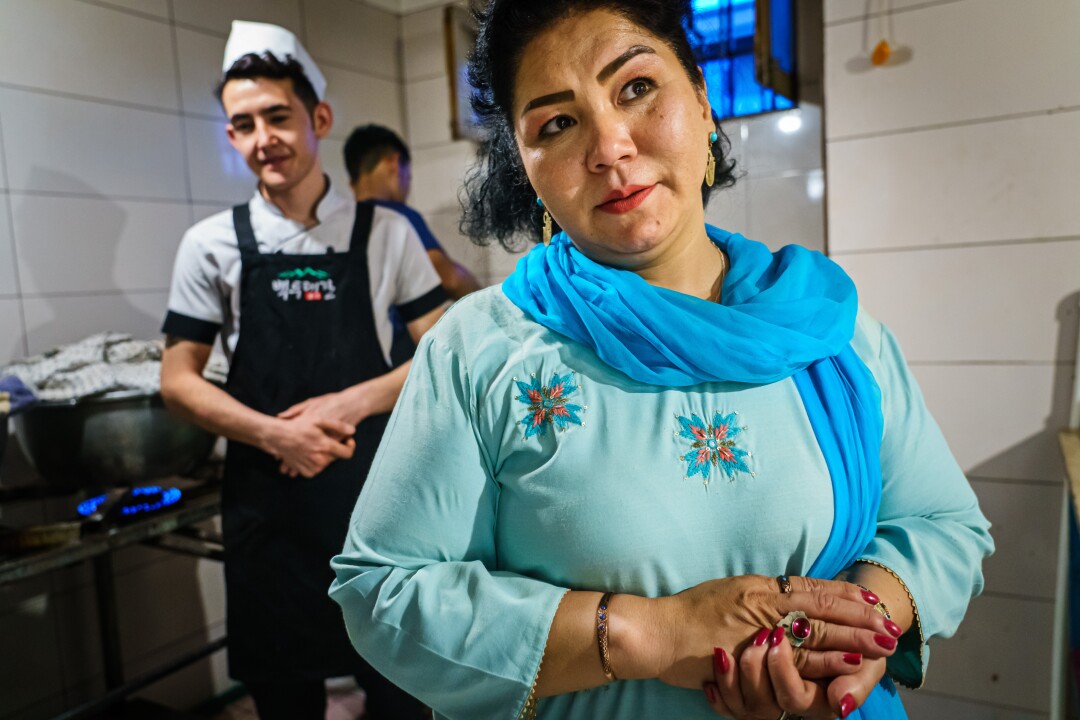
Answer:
[
  {"left": 515, "top": 372, "right": 584, "bottom": 438},
  {"left": 677, "top": 411, "right": 752, "bottom": 486}
]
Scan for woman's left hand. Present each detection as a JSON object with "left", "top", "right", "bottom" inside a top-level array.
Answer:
[{"left": 703, "top": 626, "right": 887, "bottom": 719}]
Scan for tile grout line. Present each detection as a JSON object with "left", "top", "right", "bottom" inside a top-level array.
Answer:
[
  {"left": 315, "top": 56, "right": 401, "bottom": 85},
  {"left": 0, "top": 66, "right": 398, "bottom": 123},
  {"left": 824, "top": 0, "right": 972, "bottom": 28},
  {"left": 827, "top": 104, "right": 1080, "bottom": 145},
  {"left": 906, "top": 360, "right": 1073, "bottom": 367},
  {"left": 0, "top": 79, "right": 182, "bottom": 117},
  {"left": 0, "top": 110, "right": 30, "bottom": 359},
  {"left": 167, "top": 0, "right": 195, "bottom": 211},
  {"left": 980, "top": 589, "right": 1055, "bottom": 604},
  {"left": 17, "top": 288, "right": 172, "bottom": 300},
  {"left": 968, "top": 476, "right": 1064, "bottom": 488},
  {"left": 297, "top": 0, "right": 310, "bottom": 45},
  {"left": 831, "top": 233, "right": 1080, "bottom": 257},
  {"left": 906, "top": 687, "right": 1050, "bottom": 716},
  {"left": 396, "top": 12, "right": 410, "bottom": 147},
  {"left": 3, "top": 189, "right": 196, "bottom": 206},
  {"left": 72, "top": 0, "right": 170, "bottom": 25},
  {"left": 406, "top": 71, "right": 448, "bottom": 84}
]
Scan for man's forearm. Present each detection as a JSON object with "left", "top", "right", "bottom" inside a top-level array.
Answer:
[
  {"left": 342, "top": 361, "right": 412, "bottom": 422},
  {"left": 448, "top": 263, "right": 482, "bottom": 299},
  {"left": 161, "top": 372, "right": 280, "bottom": 452}
]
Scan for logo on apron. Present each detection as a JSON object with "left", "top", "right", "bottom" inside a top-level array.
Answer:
[{"left": 272, "top": 267, "right": 338, "bottom": 302}]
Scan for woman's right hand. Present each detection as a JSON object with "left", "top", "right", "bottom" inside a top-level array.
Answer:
[
  {"left": 617, "top": 574, "right": 901, "bottom": 691},
  {"left": 703, "top": 625, "right": 889, "bottom": 719}
]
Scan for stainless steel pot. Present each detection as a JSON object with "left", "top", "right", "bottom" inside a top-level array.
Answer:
[{"left": 13, "top": 390, "right": 216, "bottom": 490}]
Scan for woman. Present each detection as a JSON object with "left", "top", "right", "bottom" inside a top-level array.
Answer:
[{"left": 330, "top": 1, "right": 993, "bottom": 718}]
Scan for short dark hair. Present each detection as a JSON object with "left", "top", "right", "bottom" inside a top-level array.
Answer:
[
  {"left": 343, "top": 124, "right": 412, "bottom": 184},
  {"left": 461, "top": 0, "right": 736, "bottom": 250},
  {"left": 216, "top": 52, "right": 319, "bottom": 117}
]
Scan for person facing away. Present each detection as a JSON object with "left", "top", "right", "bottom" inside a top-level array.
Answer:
[
  {"left": 159, "top": 20, "right": 445, "bottom": 720},
  {"left": 328, "top": 2, "right": 993, "bottom": 720},
  {"left": 344, "top": 123, "right": 481, "bottom": 301}
]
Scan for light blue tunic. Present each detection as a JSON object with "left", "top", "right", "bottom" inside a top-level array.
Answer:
[{"left": 329, "top": 287, "right": 993, "bottom": 720}]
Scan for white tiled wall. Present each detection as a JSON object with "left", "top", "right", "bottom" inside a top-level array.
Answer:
[
  {"left": 0, "top": 0, "right": 404, "bottom": 716},
  {"left": 825, "top": 0, "right": 1080, "bottom": 140},
  {"left": 706, "top": 107, "right": 826, "bottom": 255},
  {"left": 399, "top": 5, "right": 504, "bottom": 285},
  {"left": 706, "top": 0, "right": 826, "bottom": 255},
  {"left": 825, "top": 0, "right": 1079, "bottom": 715}
]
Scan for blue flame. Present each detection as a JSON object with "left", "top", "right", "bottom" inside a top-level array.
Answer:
[
  {"left": 77, "top": 494, "right": 109, "bottom": 517},
  {"left": 119, "top": 487, "right": 183, "bottom": 517}
]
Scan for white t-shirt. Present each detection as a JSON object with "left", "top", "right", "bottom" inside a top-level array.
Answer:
[{"left": 163, "top": 185, "right": 446, "bottom": 366}]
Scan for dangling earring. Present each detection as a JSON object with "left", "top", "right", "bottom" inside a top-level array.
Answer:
[
  {"left": 537, "top": 197, "right": 552, "bottom": 246},
  {"left": 705, "top": 131, "right": 718, "bottom": 187}
]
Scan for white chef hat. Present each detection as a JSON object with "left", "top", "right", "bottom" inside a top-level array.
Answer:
[{"left": 222, "top": 20, "right": 327, "bottom": 100}]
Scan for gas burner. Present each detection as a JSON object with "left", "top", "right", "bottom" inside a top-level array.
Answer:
[
  {"left": 116, "top": 486, "right": 183, "bottom": 518},
  {"left": 77, "top": 494, "right": 109, "bottom": 517},
  {"left": 77, "top": 485, "right": 185, "bottom": 525},
  {"left": 0, "top": 477, "right": 215, "bottom": 558}
]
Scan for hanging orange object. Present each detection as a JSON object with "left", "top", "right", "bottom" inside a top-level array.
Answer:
[{"left": 871, "top": 40, "right": 892, "bottom": 66}]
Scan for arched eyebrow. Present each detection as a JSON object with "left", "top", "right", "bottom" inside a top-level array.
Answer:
[
  {"left": 522, "top": 91, "right": 575, "bottom": 116},
  {"left": 596, "top": 45, "right": 656, "bottom": 83},
  {"left": 520, "top": 45, "right": 657, "bottom": 117}
]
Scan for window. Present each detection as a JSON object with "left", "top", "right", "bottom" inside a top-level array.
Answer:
[{"left": 689, "top": 0, "right": 796, "bottom": 120}]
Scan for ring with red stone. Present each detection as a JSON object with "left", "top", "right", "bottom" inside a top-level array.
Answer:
[{"left": 778, "top": 611, "right": 812, "bottom": 647}]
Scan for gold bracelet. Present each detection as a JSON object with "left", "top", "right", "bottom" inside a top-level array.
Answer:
[
  {"left": 856, "top": 583, "right": 891, "bottom": 619},
  {"left": 857, "top": 559, "right": 926, "bottom": 689},
  {"left": 596, "top": 592, "right": 617, "bottom": 681}
]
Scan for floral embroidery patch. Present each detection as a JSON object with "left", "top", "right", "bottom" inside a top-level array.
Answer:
[
  {"left": 514, "top": 372, "right": 585, "bottom": 438},
  {"left": 676, "top": 411, "right": 753, "bottom": 486}
]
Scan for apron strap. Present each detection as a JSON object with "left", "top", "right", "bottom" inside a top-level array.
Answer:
[
  {"left": 350, "top": 201, "right": 376, "bottom": 261},
  {"left": 232, "top": 203, "right": 260, "bottom": 262}
]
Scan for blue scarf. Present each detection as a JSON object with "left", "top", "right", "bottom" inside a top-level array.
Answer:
[{"left": 503, "top": 227, "right": 905, "bottom": 719}]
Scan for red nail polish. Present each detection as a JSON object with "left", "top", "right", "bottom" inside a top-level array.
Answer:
[
  {"left": 704, "top": 683, "right": 718, "bottom": 704},
  {"left": 714, "top": 647, "right": 730, "bottom": 674},
  {"left": 840, "top": 693, "right": 856, "bottom": 717},
  {"left": 874, "top": 634, "right": 897, "bottom": 650},
  {"left": 884, "top": 619, "right": 902, "bottom": 637},
  {"left": 754, "top": 628, "right": 770, "bottom": 646},
  {"left": 842, "top": 653, "right": 862, "bottom": 665},
  {"left": 861, "top": 589, "right": 879, "bottom": 605},
  {"left": 770, "top": 627, "right": 785, "bottom": 648}
]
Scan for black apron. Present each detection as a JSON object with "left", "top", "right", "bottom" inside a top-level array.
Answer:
[{"left": 223, "top": 201, "right": 390, "bottom": 682}]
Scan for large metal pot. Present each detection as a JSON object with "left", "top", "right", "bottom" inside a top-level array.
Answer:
[
  {"left": 0, "top": 418, "right": 7, "bottom": 473},
  {"left": 13, "top": 390, "right": 216, "bottom": 490}
]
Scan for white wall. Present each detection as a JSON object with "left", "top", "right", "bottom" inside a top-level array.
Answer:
[
  {"left": 0, "top": 1, "right": 403, "bottom": 717},
  {"left": 706, "top": 0, "right": 826, "bottom": 255},
  {"left": 400, "top": 3, "right": 514, "bottom": 286},
  {"left": 824, "top": 0, "right": 1079, "bottom": 717}
]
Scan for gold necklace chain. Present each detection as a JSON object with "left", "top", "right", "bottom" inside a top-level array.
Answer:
[{"left": 710, "top": 240, "right": 727, "bottom": 303}]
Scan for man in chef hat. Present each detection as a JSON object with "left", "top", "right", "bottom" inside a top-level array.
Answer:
[{"left": 160, "top": 20, "right": 443, "bottom": 719}]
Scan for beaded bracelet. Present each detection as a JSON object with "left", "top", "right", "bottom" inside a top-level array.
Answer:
[{"left": 596, "top": 592, "right": 617, "bottom": 681}]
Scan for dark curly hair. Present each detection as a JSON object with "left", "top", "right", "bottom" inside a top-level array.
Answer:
[
  {"left": 461, "top": 0, "right": 736, "bottom": 250},
  {"left": 216, "top": 52, "right": 319, "bottom": 118}
]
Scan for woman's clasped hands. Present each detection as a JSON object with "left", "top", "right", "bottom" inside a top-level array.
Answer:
[{"left": 617, "top": 575, "right": 904, "bottom": 720}]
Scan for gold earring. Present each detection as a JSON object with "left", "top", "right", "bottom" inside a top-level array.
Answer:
[
  {"left": 542, "top": 209, "right": 552, "bottom": 246},
  {"left": 705, "top": 134, "right": 717, "bottom": 188}
]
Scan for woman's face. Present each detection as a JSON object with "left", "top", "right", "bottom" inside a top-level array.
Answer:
[{"left": 512, "top": 9, "right": 714, "bottom": 269}]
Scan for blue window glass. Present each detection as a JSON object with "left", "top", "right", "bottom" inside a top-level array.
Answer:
[{"left": 689, "top": 0, "right": 795, "bottom": 120}]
